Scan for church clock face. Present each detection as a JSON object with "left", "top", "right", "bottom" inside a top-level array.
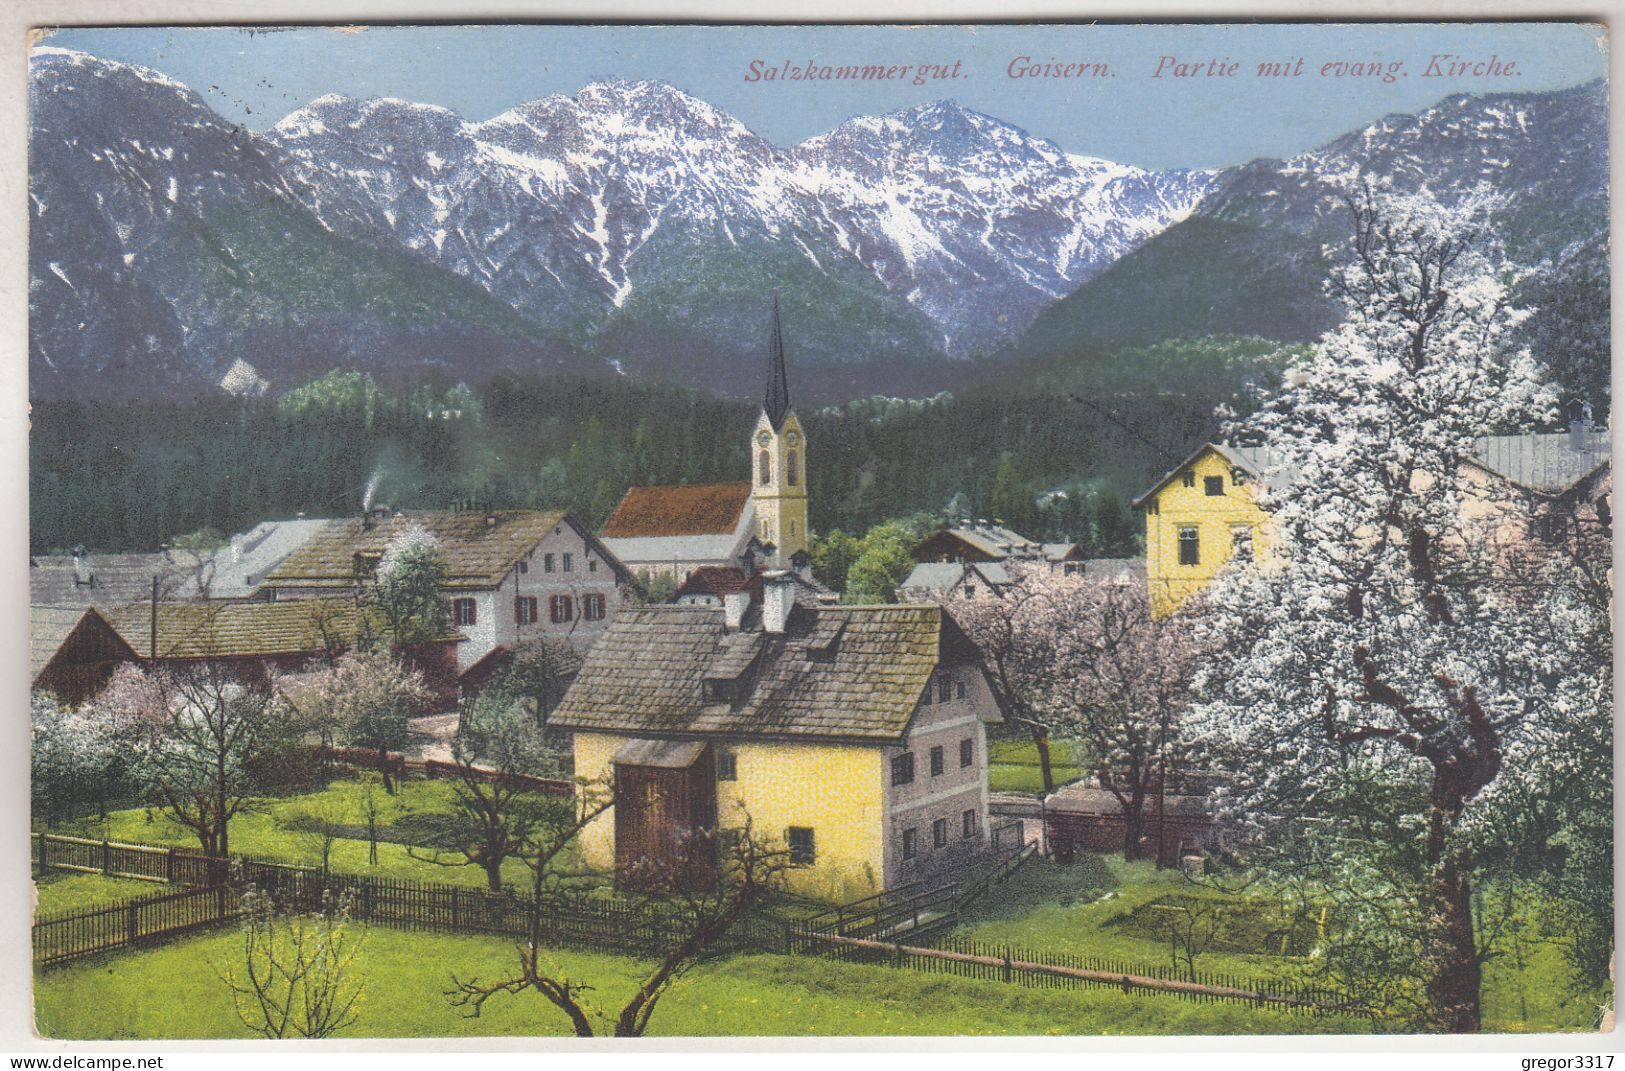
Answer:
[
  {"left": 786, "top": 431, "right": 800, "bottom": 446},
  {"left": 757, "top": 431, "right": 771, "bottom": 446}
]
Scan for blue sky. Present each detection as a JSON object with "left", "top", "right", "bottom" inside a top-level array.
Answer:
[{"left": 41, "top": 22, "right": 1606, "bottom": 170}]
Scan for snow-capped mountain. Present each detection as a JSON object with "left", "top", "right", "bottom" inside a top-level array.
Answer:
[
  {"left": 28, "top": 47, "right": 588, "bottom": 401},
  {"left": 1008, "top": 79, "right": 1609, "bottom": 369},
  {"left": 265, "top": 82, "right": 1212, "bottom": 358}
]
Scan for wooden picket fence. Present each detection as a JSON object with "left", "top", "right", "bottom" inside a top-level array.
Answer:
[
  {"left": 786, "top": 930, "right": 1366, "bottom": 1017},
  {"left": 33, "top": 832, "right": 315, "bottom": 888},
  {"left": 34, "top": 885, "right": 238, "bottom": 967}
]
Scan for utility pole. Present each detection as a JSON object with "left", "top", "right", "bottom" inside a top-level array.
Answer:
[{"left": 149, "top": 574, "right": 159, "bottom": 661}]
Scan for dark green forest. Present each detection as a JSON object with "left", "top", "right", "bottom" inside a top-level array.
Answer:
[{"left": 30, "top": 337, "right": 1296, "bottom": 557}]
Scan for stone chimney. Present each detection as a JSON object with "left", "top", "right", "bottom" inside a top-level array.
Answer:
[
  {"left": 722, "top": 590, "right": 750, "bottom": 631},
  {"left": 761, "top": 570, "right": 796, "bottom": 634}
]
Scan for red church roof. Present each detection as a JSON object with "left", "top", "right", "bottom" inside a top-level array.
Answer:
[{"left": 600, "top": 483, "right": 753, "bottom": 539}]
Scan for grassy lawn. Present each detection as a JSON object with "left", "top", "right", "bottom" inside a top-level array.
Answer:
[
  {"left": 34, "top": 926, "right": 1367, "bottom": 1039},
  {"left": 987, "top": 737, "right": 1084, "bottom": 795},
  {"left": 953, "top": 854, "right": 1605, "bottom": 1034},
  {"left": 32, "top": 871, "right": 166, "bottom": 916},
  {"left": 35, "top": 775, "right": 563, "bottom": 891}
]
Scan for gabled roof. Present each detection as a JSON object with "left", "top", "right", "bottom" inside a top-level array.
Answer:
[
  {"left": 914, "top": 524, "right": 1049, "bottom": 563},
  {"left": 177, "top": 518, "right": 336, "bottom": 599},
  {"left": 675, "top": 566, "right": 759, "bottom": 599},
  {"left": 1469, "top": 430, "right": 1611, "bottom": 494},
  {"left": 264, "top": 510, "right": 624, "bottom": 589},
  {"left": 552, "top": 603, "right": 979, "bottom": 742},
  {"left": 103, "top": 598, "right": 381, "bottom": 661},
  {"left": 30, "top": 606, "right": 139, "bottom": 682},
  {"left": 900, "top": 561, "right": 1014, "bottom": 593},
  {"left": 1131, "top": 442, "right": 1292, "bottom": 508},
  {"left": 601, "top": 483, "right": 754, "bottom": 539},
  {"left": 30, "top": 552, "right": 184, "bottom": 607},
  {"left": 1082, "top": 558, "right": 1147, "bottom": 584}
]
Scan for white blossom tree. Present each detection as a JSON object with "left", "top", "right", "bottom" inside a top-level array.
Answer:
[
  {"left": 1189, "top": 181, "right": 1607, "bottom": 1032},
  {"left": 1040, "top": 576, "right": 1199, "bottom": 860},
  {"left": 367, "top": 524, "right": 450, "bottom": 645},
  {"left": 279, "top": 649, "right": 431, "bottom": 794},
  {"left": 31, "top": 693, "right": 130, "bottom": 825}
]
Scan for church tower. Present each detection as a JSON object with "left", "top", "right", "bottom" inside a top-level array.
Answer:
[{"left": 751, "top": 299, "right": 809, "bottom": 566}]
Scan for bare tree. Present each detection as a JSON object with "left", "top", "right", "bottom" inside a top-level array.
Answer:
[
  {"left": 407, "top": 688, "right": 570, "bottom": 891},
  {"left": 218, "top": 882, "right": 367, "bottom": 1039},
  {"left": 449, "top": 814, "right": 788, "bottom": 1037}
]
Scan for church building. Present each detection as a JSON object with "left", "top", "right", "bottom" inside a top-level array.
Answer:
[{"left": 599, "top": 301, "right": 812, "bottom": 582}]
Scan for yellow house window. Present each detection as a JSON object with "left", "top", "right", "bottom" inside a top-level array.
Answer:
[
  {"left": 1204, "top": 476, "right": 1224, "bottom": 496},
  {"left": 788, "top": 827, "right": 815, "bottom": 865},
  {"left": 1181, "top": 471, "right": 1196, "bottom": 488},
  {"left": 1178, "top": 526, "right": 1200, "bottom": 566}
]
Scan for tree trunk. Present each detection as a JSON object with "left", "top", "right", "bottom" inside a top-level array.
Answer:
[
  {"left": 483, "top": 856, "right": 503, "bottom": 893},
  {"left": 378, "top": 745, "right": 395, "bottom": 795},
  {"left": 1426, "top": 857, "right": 1482, "bottom": 1032},
  {"left": 1029, "top": 723, "right": 1055, "bottom": 795}
]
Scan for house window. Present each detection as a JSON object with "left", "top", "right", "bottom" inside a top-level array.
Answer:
[
  {"left": 930, "top": 746, "right": 945, "bottom": 777},
  {"left": 1177, "top": 527, "right": 1200, "bottom": 567},
  {"left": 588, "top": 558, "right": 598, "bottom": 573},
  {"left": 963, "top": 585, "right": 976, "bottom": 600},
  {"left": 452, "top": 598, "right": 477, "bottom": 627},
  {"left": 962, "top": 809, "right": 978, "bottom": 839},
  {"left": 1204, "top": 476, "right": 1225, "bottom": 497},
  {"left": 515, "top": 596, "right": 539, "bottom": 625},
  {"left": 788, "top": 827, "right": 815, "bottom": 866},
  {"left": 544, "top": 553, "right": 555, "bottom": 573},
  {"left": 932, "top": 818, "right": 948, "bottom": 849},
  {"left": 959, "top": 738, "right": 973, "bottom": 768},
  {"left": 901, "top": 828, "right": 917, "bottom": 861},
  {"left": 1181, "top": 471, "right": 1196, "bottom": 488},
  {"left": 1232, "top": 468, "right": 1249, "bottom": 486},
  {"left": 582, "top": 593, "right": 606, "bottom": 621},
  {"left": 938, "top": 677, "right": 951, "bottom": 703},
  {"left": 517, "top": 559, "right": 528, "bottom": 574},
  {"left": 563, "top": 552, "right": 574, "bottom": 572},
  {"left": 787, "top": 450, "right": 798, "bottom": 486},
  {"left": 759, "top": 450, "right": 772, "bottom": 485},
  {"left": 717, "top": 751, "right": 738, "bottom": 781},
  {"left": 955, "top": 681, "right": 966, "bottom": 700},
  {"left": 891, "top": 753, "right": 915, "bottom": 786},
  {"left": 1230, "top": 525, "right": 1254, "bottom": 563},
  {"left": 549, "top": 595, "right": 574, "bottom": 623},
  {"left": 1147, "top": 497, "right": 1160, "bottom": 516}
]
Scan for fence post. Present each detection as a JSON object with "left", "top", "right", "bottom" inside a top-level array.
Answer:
[
  {"left": 894, "top": 941, "right": 903, "bottom": 968},
  {"left": 126, "top": 900, "right": 139, "bottom": 947},
  {"left": 450, "top": 887, "right": 460, "bottom": 929},
  {"left": 1002, "top": 948, "right": 1012, "bottom": 984},
  {"left": 102, "top": 840, "right": 112, "bottom": 876},
  {"left": 165, "top": 847, "right": 176, "bottom": 885},
  {"left": 36, "top": 832, "right": 46, "bottom": 872}
]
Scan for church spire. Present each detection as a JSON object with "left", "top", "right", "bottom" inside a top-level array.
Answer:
[{"left": 763, "top": 297, "right": 791, "bottom": 431}]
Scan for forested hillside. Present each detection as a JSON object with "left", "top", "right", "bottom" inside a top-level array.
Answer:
[{"left": 31, "top": 336, "right": 1288, "bottom": 557}]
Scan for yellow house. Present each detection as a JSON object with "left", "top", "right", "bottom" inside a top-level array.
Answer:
[
  {"left": 550, "top": 573, "right": 1004, "bottom": 901},
  {"left": 1132, "top": 443, "right": 1277, "bottom": 617},
  {"left": 1134, "top": 428, "right": 1612, "bottom": 617}
]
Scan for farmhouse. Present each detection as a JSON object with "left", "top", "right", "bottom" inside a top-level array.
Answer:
[
  {"left": 551, "top": 571, "right": 1005, "bottom": 900},
  {"left": 911, "top": 522, "right": 1083, "bottom": 575},
  {"left": 261, "top": 509, "right": 630, "bottom": 670},
  {"left": 600, "top": 301, "right": 813, "bottom": 583},
  {"left": 898, "top": 560, "right": 1016, "bottom": 602}
]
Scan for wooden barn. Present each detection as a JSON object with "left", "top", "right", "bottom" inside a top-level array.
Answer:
[{"left": 30, "top": 606, "right": 141, "bottom": 705}]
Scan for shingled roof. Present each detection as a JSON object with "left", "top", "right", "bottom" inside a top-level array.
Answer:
[
  {"left": 31, "top": 606, "right": 138, "bottom": 682},
  {"left": 103, "top": 598, "right": 372, "bottom": 661},
  {"left": 600, "top": 483, "right": 754, "bottom": 539},
  {"left": 264, "top": 510, "right": 622, "bottom": 590},
  {"left": 551, "top": 603, "right": 985, "bottom": 743}
]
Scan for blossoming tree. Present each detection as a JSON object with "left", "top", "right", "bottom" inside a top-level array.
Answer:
[{"left": 1189, "top": 182, "right": 1609, "bottom": 1031}]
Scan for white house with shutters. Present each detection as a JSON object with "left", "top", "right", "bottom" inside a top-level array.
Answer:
[{"left": 261, "top": 509, "right": 632, "bottom": 670}]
